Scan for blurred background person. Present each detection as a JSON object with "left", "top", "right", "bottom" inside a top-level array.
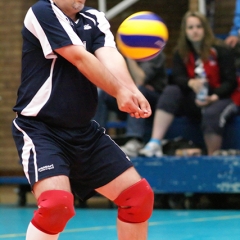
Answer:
[
  {"left": 139, "top": 11, "right": 239, "bottom": 157},
  {"left": 225, "top": 0, "right": 240, "bottom": 48}
]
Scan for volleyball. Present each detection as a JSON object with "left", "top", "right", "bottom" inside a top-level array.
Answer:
[{"left": 116, "top": 11, "right": 168, "bottom": 61}]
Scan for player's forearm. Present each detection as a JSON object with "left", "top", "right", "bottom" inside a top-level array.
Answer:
[
  {"left": 95, "top": 47, "right": 138, "bottom": 92},
  {"left": 109, "top": 62, "right": 139, "bottom": 91},
  {"left": 55, "top": 45, "right": 128, "bottom": 98},
  {"left": 77, "top": 51, "right": 127, "bottom": 97},
  {"left": 125, "top": 58, "right": 145, "bottom": 86}
]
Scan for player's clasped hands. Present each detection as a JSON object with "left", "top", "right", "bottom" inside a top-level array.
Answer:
[{"left": 116, "top": 87, "right": 152, "bottom": 119}]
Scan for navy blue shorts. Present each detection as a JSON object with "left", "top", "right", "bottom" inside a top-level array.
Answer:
[{"left": 12, "top": 116, "right": 133, "bottom": 200}]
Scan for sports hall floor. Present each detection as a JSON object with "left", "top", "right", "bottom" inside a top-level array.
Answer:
[{"left": 1, "top": 185, "right": 240, "bottom": 240}]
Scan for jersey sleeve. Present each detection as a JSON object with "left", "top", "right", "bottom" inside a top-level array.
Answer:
[
  {"left": 24, "top": 1, "right": 83, "bottom": 59},
  {"left": 83, "top": 8, "right": 116, "bottom": 52}
]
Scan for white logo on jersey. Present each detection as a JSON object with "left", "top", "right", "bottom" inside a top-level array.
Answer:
[
  {"left": 38, "top": 164, "right": 54, "bottom": 172},
  {"left": 84, "top": 24, "right": 92, "bottom": 30}
]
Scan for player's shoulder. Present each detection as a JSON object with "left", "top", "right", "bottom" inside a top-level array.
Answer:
[
  {"left": 27, "top": 0, "right": 58, "bottom": 23},
  {"left": 27, "top": 0, "right": 53, "bottom": 19},
  {"left": 81, "top": 6, "right": 100, "bottom": 14},
  {"left": 81, "top": 6, "right": 107, "bottom": 21},
  {"left": 32, "top": 0, "right": 51, "bottom": 10}
]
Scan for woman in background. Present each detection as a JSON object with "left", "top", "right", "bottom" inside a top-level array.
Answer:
[{"left": 139, "top": 11, "right": 239, "bottom": 157}]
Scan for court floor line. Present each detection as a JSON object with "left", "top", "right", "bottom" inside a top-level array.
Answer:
[
  {"left": 1, "top": 214, "right": 240, "bottom": 239},
  {"left": 149, "top": 214, "right": 240, "bottom": 225}
]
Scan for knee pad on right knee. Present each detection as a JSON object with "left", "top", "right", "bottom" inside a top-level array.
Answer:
[
  {"left": 114, "top": 178, "right": 154, "bottom": 223},
  {"left": 31, "top": 190, "right": 75, "bottom": 234}
]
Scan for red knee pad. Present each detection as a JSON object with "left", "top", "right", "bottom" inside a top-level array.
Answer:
[
  {"left": 114, "top": 178, "right": 154, "bottom": 223},
  {"left": 31, "top": 190, "right": 75, "bottom": 234}
]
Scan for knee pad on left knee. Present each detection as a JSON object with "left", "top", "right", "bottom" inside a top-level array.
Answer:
[
  {"left": 32, "top": 190, "right": 75, "bottom": 234},
  {"left": 114, "top": 178, "right": 154, "bottom": 223}
]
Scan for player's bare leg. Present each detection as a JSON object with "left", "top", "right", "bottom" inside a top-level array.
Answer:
[
  {"left": 96, "top": 167, "right": 154, "bottom": 240},
  {"left": 116, "top": 219, "right": 148, "bottom": 240}
]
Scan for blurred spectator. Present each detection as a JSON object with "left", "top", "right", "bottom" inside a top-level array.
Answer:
[
  {"left": 225, "top": 0, "right": 240, "bottom": 48},
  {"left": 225, "top": 0, "right": 240, "bottom": 114},
  {"left": 94, "top": 52, "right": 168, "bottom": 156},
  {"left": 139, "top": 11, "right": 239, "bottom": 157}
]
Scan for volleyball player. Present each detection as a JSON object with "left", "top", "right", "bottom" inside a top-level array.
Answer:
[{"left": 11, "top": 0, "right": 154, "bottom": 239}]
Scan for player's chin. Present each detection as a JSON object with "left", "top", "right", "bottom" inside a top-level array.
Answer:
[{"left": 72, "top": 3, "right": 84, "bottom": 11}]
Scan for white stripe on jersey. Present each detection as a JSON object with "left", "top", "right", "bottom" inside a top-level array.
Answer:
[
  {"left": 84, "top": 9, "right": 116, "bottom": 48},
  {"left": 13, "top": 119, "right": 38, "bottom": 183},
  {"left": 49, "top": 0, "right": 84, "bottom": 47},
  {"left": 24, "top": 3, "right": 84, "bottom": 59},
  {"left": 24, "top": 8, "right": 56, "bottom": 59},
  {"left": 80, "top": 12, "right": 97, "bottom": 25},
  {"left": 21, "top": 58, "right": 56, "bottom": 116}
]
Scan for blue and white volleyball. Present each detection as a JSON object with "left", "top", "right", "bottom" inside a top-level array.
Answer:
[{"left": 116, "top": 11, "right": 168, "bottom": 61}]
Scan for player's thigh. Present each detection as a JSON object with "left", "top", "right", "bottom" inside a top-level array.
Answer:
[
  {"left": 95, "top": 166, "right": 141, "bottom": 201},
  {"left": 33, "top": 175, "right": 71, "bottom": 199}
]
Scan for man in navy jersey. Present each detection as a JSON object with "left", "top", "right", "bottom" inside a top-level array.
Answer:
[{"left": 12, "top": 0, "right": 154, "bottom": 239}]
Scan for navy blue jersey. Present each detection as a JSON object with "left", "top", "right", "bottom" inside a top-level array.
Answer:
[{"left": 13, "top": 0, "right": 116, "bottom": 128}]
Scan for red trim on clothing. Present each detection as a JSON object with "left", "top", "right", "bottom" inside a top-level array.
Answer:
[
  {"left": 186, "top": 48, "right": 240, "bottom": 106},
  {"left": 186, "top": 48, "right": 220, "bottom": 88}
]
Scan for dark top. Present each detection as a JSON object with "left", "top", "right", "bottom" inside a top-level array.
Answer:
[
  {"left": 172, "top": 44, "right": 237, "bottom": 99},
  {"left": 13, "top": 0, "right": 116, "bottom": 128}
]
